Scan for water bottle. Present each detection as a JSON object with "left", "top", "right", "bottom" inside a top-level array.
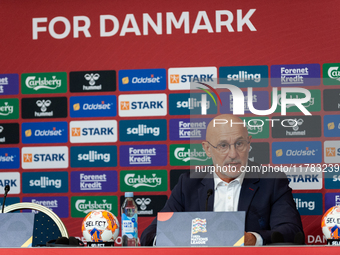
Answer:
[{"left": 121, "top": 192, "right": 138, "bottom": 246}]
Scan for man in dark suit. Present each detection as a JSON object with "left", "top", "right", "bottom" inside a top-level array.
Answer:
[{"left": 141, "top": 114, "right": 303, "bottom": 246}]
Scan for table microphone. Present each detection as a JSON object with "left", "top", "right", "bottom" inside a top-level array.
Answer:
[
  {"left": 205, "top": 189, "right": 213, "bottom": 211},
  {"left": 1, "top": 185, "right": 10, "bottom": 213}
]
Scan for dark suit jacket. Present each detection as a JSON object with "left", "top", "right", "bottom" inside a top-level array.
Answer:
[{"left": 140, "top": 161, "right": 303, "bottom": 246}]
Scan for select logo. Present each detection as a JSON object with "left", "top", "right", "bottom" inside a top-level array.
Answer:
[
  {"left": 22, "top": 197, "right": 69, "bottom": 218},
  {"left": 22, "top": 172, "right": 68, "bottom": 193},
  {"left": 69, "top": 70, "right": 116, "bottom": 92},
  {"left": 0, "top": 98, "right": 19, "bottom": 120},
  {"left": 120, "top": 170, "right": 168, "bottom": 192},
  {"left": 170, "top": 144, "right": 212, "bottom": 166},
  {"left": 70, "top": 120, "right": 117, "bottom": 143},
  {"left": 323, "top": 89, "right": 340, "bottom": 111},
  {"left": 120, "top": 144, "right": 167, "bottom": 167},
  {"left": 119, "top": 195, "right": 167, "bottom": 217},
  {"left": 71, "top": 171, "right": 118, "bottom": 193},
  {"left": 324, "top": 115, "right": 340, "bottom": 137},
  {"left": 21, "top": 72, "right": 67, "bottom": 94},
  {"left": 0, "top": 123, "right": 19, "bottom": 144},
  {"left": 0, "top": 73, "right": 19, "bottom": 95},
  {"left": 220, "top": 91, "right": 268, "bottom": 114},
  {"left": 22, "top": 146, "right": 68, "bottom": 169},
  {"left": 219, "top": 65, "right": 268, "bottom": 87},
  {"left": 0, "top": 148, "right": 20, "bottom": 169},
  {"left": 168, "top": 67, "right": 217, "bottom": 90},
  {"left": 119, "top": 68, "right": 166, "bottom": 91},
  {"left": 293, "top": 193, "right": 322, "bottom": 215},
  {"left": 272, "top": 141, "right": 322, "bottom": 164},
  {"left": 70, "top": 95, "right": 116, "bottom": 118},
  {"left": 323, "top": 63, "right": 340, "bottom": 85},
  {"left": 70, "top": 145, "right": 117, "bottom": 167},
  {"left": 324, "top": 141, "right": 340, "bottom": 163},
  {"left": 169, "top": 93, "right": 217, "bottom": 115},
  {"left": 0, "top": 172, "right": 20, "bottom": 194},
  {"left": 71, "top": 196, "right": 118, "bottom": 217},
  {"left": 169, "top": 118, "right": 210, "bottom": 141},
  {"left": 119, "top": 119, "right": 167, "bottom": 141},
  {"left": 287, "top": 168, "right": 322, "bottom": 190},
  {"left": 118, "top": 93, "right": 167, "bottom": 117},
  {"left": 271, "top": 64, "right": 320, "bottom": 87},
  {"left": 21, "top": 97, "right": 68, "bottom": 119},
  {"left": 22, "top": 121, "right": 68, "bottom": 144}
]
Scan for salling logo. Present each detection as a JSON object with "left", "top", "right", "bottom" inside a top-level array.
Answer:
[
  {"left": 127, "top": 124, "right": 160, "bottom": 136},
  {"left": 75, "top": 199, "right": 112, "bottom": 214},
  {"left": 124, "top": 173, "right": 161, "bottom": 188},
  {"left": 29, "top": 176, "right": 61, "bottom": 188},
  {"left": 35, "top": 100, "right": 53, "bottom": 117},
  {"left": 178, "top": 120, "right": 206, "bottom": 139},
  {"left": 174, "top": 147, "right": 209, "bottom": 162},
  {"left": 294, "top": 197, "right": 315, "bottom": 211},
  {"left": 80, "top": 173, "right": 107, "bottom": 191},
  {"left": 0, "top": 102, "right": 13, "bottom": 116},
  {"left": 83, "top": 73, "right": 101, "bottom": 90},
  {"left": 227, "top": 71, "right": 261, "bottom": 83},
  {"left": 135, "top": 198, "right": 152, "bottom": 215},
  {"left": 230, "top": 94, "right": 257, "bottom": 112},
  {"left": 327, "top": 67, "right": 340, "bottom": 81},
  {"left": 78, "top": 151, "right": 110, "bottom": 163},
  {"left": 22, "top": 146, "right": 68, "bottom": 169},
  {"left": 129, "top": 147, "right": 155, "bottom": 165},
  {"left": 177, "top": 97, "right": 210, "bottom": 110},
  {"left": 26, "top": 76, "right": 62, "bottom": 90}
]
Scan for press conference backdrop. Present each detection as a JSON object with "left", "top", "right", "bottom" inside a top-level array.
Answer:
[{"left": 1, "top": 0, "right": 340, "bottom": 245}]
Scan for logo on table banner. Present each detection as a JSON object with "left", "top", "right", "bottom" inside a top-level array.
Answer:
[
  {"left": 0, "top": 148, "right": 20, "bottom": 169},
  {"left": 120, "top": 195, "right": 168, "bottom": 217},
  {"left": 220, "top": 91, "right": 268, "bottom": 114},
  {"left": 21, "top": 97, "right": 68, "bottom": 119},
  {"left": 70, "top": 120, "right": 117, "bottom": 143},
  {"left": 22, "top": 121, "right": 68, "bottom": 144},
  {"left": 120, "top": 170, "right": 168, "bottom": 192},
  {"left": 71, "top": 171, "right": 117, "bottom": 193},
  {"left": 119, "top": 119, "right": 167, "bottom": 141},
  {"left": 168, "top": 67, "right": 217, "bottom": 90},
  {"left": 324, "top": 141, "right": 340, "bottom": 163},
  {"left": 219, "top": 65, "right": 268, "bottom": 87},
  {"left": 293, "top": 193, "right": 322, "bottom": 215},
  {"left": 170, "top": 144, "right": 212, "bottom": 166},
  {"left": 169, "top": 93, "right": 217, "bottom": 115},
  {"left": 169, "top": 118, "right": 210, "bottom": 140},
  {"left": 325, "top": 193, "right": 340, "bottom": 212},
  {"left": 271, "top": 64, "right": 320, "bottom": 87},
  {"left": 22, "top": 197, "right": 69, "bottom": 218},
  {"left": 0, "top": 172, "right": 20, "bottom": 194},
  {"left": 0, "top": 74, "right": 19, "bottom": 95},
  {"left": 70, "top": 95, "right": 117, "bottom": 118},
  {"left": 0, "top": 99, "right": 19, "bottom": 120},
  {"left": 70, "top": 145, "right": 117, "bottom": 167},
  {"left": 287, "top": 168, "right": 322, "bottom": 190},
  {"left": 0, "top": 123, "right": 19, "bottom": 144},
  {"left": 239, "top": 117, "right": 269, "bottom": 139},
  {"left": 248, "top": 142, "right": 270, "bottom": 164},
  {"left": 22, "top": 146, "right": 68, "bottom": 169},
  {"left": 323, "top": 89, "right": 340, "bottom": 111},
  {"left": 71, "top": 196, "right": 118, "bottom": 217},
  {"left": 323, "top": 63, "right": 340, "bottom": 85},
  {"left": 272, "top": 141, "right": 322, "bottom": 164},
  {"left": 273, "top": 89, "right": 320, "bottom": 113},
  {"left": 69, "top": 70, "right": 116, "bottom": 92},
  {"left": 324, "top": 167, "right": 340, "bottom": 189},
  {"left": 21, "top": 72, "right": 67, "bottom": 94},
  {"left": 119, "top": 93, "right": 167, "bottom": 117},
  {"left": 22, "top": 172, "right": 68, "bottom": 193},
  {"left": 120, "top": 144, "right": 167, "bottom": 167},
  {"left": 324, "top": 115, "right": 340, "bottom": 137},
  {"left": 119, "top": 68, "right": 166, "bottom": 91},
  {"left": 271, "top": 115, "right": 321, "bottom": 138}
]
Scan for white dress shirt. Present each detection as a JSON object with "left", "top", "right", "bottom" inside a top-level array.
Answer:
[{"left": 213, "top": 171, "right": 263, "bottom": 246}]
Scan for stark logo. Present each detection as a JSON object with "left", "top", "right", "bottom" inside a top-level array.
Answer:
[
  {"left": 120, "top": 101, "right": 130, "bottom": 110},
  {"left": 72, "top": 128, "right": 81, "bottom": 137},
  {"left": 170, "top": 75, "right": 180, "bottom": 84},
  {"left": 23, "top": 153, "right": 33, "bottom": 162},
  {"left": 326, "top": 147, "right": 336, "bottom": 157}
]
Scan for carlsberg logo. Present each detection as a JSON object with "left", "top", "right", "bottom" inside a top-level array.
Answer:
[
  {"left": 75, "top": 199, "right": 112, "bottom": 214},
  {"left": 124, "top": 173, "right": 161, "bottom": 188},
  {"left": 26, "top": 76, "right": 62, "bottom": 90},
  {"left": 174, "top": 147, "right": 210, "bottom": 162}
]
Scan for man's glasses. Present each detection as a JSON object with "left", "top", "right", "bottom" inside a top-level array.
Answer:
[{"left": 207, "top": 140, "right": 250, "bottom": 154}]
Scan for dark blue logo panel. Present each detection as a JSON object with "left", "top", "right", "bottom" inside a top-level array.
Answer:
[
  {"left": 70, "top": 145, "right": 117, "bottom": 167},
  {"left": 324, "top": 167, "right": 340, "bottom": 189},
  {"left": 324, "top": 115, "right": 340, "bottom": 137},
  {"left": 293, "top": 193, "right": 322, "bottom": 215},
  {"left": 0, "top": 147, "right": 19, "bottom": 169},
  {"left": 119, "top": 69, "right": 166, "bottom": 91},
  {"left": 22, "top": 122, "right": 68, "bottom": 144},
  {"left": 22, "top": 172, "right": 68, "bottom": 193},
  {"left": 119, "top": 119, "right": 167, "bottom": 141},
  {"left": 70, "top": 95, "right": 116, "bottom": 118}
]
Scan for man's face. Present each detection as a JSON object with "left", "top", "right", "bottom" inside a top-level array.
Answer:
[{"left": 203, "top": 122, "right": 251, "bottom": 180}]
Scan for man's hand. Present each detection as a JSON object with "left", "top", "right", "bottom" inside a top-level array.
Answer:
[{"left": 244, "top": 232, "right": 256, "bottom": 246}]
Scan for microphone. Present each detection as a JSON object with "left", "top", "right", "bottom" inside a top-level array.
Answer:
[
  {"left": 2, "top": 185, "right": 10, "bottom": 213},
  {"left": 205, "top": 189, "right": 213, "bottom": 211}
]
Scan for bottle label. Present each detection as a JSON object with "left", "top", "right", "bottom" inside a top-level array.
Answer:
[{"left": 122, "top": 213, "right": 138, "bottom": 238}]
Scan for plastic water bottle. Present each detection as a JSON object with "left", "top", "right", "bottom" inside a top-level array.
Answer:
[{"left": 121, "top": 192, "right": 138, "bottom": 246}]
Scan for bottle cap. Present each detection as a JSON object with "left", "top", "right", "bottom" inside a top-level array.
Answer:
[{"left": 125, "top": 192, "right": 134, "bottom": 198}]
